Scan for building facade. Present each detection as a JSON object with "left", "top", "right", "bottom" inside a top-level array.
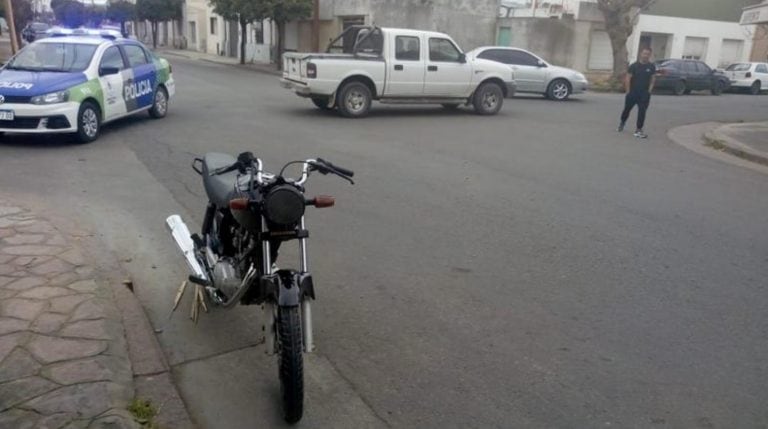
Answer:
[
  {"left": 183, "top": 0, "right": 274, "bottom": 63},
  {"left": 497, "top": 0, "right": 756, "bottom": 72}
]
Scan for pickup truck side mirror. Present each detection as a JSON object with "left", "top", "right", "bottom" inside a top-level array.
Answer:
[
  {"left": 459, "top": 53, "right": 467, "bottom": 64},
  {"left": 537, "top": 60, "right": 547, "bottom": 68}
]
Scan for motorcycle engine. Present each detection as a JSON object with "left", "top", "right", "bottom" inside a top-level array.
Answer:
[{"left": 212, "top": 258, "right": 242, "bottom": 299}]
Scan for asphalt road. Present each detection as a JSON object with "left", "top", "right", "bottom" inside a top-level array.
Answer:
[{"left": 1, "top": 57, "right": 768, "bottom": 429}]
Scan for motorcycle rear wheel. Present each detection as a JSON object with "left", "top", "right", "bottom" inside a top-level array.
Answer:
[{"left": 278, "top": 306, "right": 304, "bottom": 423}]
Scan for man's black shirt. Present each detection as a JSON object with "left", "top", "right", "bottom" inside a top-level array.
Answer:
[{"left": 628, "top": 61, "right": 656, "bottom": 93}]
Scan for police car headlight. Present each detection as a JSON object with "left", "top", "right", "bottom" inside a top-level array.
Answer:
[{"left": 31, "top": 90, "right": 69, "bottom": 105}]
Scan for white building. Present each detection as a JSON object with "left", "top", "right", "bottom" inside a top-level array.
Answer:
[
  {"left": 629, "top": 14, "right": 753, "bottom": 69},
  {"left": 498, "top": 0, "right": 756, "bottom": 72}
]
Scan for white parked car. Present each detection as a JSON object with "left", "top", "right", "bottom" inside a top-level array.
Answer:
[
  {"left": 467, "top": 47, "right": 589, "bottom": 100},
  {"left": 725, "top": 62, "right": 768, "bottom": 95},
  {"left": 280, "top": 26, "right": 516, "bottom": 117}
]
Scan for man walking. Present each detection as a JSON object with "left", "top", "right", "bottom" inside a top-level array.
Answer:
[{"left": 617, "top": 47, "right": 656, "bottom": 139}]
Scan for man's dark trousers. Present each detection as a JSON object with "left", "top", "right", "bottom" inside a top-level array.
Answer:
[{"left": 620, "top": 90, "right": 651, "bottom": 130}]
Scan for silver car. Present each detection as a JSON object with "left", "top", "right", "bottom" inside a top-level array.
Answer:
[{"left": 467, "top": 46, "right": 589, "bottom": 100}]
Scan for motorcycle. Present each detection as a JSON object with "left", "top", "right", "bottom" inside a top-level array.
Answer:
[{"left": 166, "top": 151, "right": 354, "bottom": 423}]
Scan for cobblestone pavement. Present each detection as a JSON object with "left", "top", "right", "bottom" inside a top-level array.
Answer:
[{"left": 0, "top": 197, "right": 139, "bottom": 429}]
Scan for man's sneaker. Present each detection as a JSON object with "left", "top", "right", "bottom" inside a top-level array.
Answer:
[
  {"left": 617, "top": 122, "right": 625, "bottom": 132},
  {"left": 634, "top": 130, "right": 648, "bottom": 139}
]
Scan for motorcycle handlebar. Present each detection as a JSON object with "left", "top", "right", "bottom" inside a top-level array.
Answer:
[{"left": 317, "top": 158, "right": 354, "bottom": 178}]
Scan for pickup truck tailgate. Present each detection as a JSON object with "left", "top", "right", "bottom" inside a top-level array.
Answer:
[{"left": 283, "top": 53, "right": 307, "bottom": 82}]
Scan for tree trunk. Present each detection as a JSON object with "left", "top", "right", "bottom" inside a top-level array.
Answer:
[
  {"left": 276, "top": 20, "right": 284, "bottom": 71},
  {"left": 152, "top": 21, "right": 158, "bottom": 49},
  {"left": 239, "top": 17, "right": 247, "bottom": 65},
  {"left": 601, "top": 7, "right": 634, "bottom": 91}
]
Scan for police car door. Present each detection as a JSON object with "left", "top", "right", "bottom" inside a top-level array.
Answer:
[
  {"left": 121, "top": 44, "right": 156, "bottom": 111},
  {"left": 98, "top": 46, "right": 128, "bottom": 121}
]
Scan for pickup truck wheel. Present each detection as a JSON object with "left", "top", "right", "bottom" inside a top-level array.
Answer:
[
  {"left": 337, "top": 82, "right": 372, "bottom": 118},
  {"left": 473, "top": 82, "right": 504, "bottom": 116},
  {"left": 311, "top": 97, "right": 334, "bottom": 110}
]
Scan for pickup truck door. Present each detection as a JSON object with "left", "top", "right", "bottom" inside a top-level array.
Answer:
[
  {"left": 384, "top": 34, "right": 426, "bottom": 96},
  {"left": 423, "top": 37, "right": 472, "bottom": 97}
]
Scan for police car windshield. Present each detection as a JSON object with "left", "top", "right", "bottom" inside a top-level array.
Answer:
[{"left": 6, "top": 43, "right": 97, "bottom": 72}]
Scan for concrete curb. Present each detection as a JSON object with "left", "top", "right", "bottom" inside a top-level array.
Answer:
[
  {"left": 667, "top": 122, "right": 768, "bottom": 176},
  {"left": 703, "top": 123, "right": 768, "bottom": 167},
  {"left": 156, "top": 48, "right": 282, "bottom": 77}
]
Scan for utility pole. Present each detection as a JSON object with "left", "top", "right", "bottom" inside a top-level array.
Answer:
[
  {"left": 4, "top": 0, "right": 19, "bottom": 54},
  {"left": 312, "top": 0, "right": 319, "bottom": 52}
]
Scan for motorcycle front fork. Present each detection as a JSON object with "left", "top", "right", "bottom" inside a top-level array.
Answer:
[{"left": 263, "top": 216, "right": 315, "bottom": 355}]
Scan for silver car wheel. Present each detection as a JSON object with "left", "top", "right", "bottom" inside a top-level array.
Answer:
[
  {"left": 552, "top": 82, "right": 570, "bottom": 99},
  {"left": 82, "top": 108, "right": 99, "bottom": 138},
  {"left": 155, "top": 90, "right": 168, "bottom": 115}
]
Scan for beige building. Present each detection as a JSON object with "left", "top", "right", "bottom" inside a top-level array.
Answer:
[{"left": 183, "top": 0, "right": 274, "bottom": 63}]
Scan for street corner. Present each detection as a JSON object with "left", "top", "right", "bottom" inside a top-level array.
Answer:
[
  {"left": 668, "top": 122, "right": 768, "bottom": 175},
  {"left": 704, "top": 122, "right": 768, "bottom": 166},
  {"left": 0, "top": 198, "right": 140, "bottom": 428}
]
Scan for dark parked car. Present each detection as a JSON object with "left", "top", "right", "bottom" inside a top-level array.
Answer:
[
  {"left": 654, "top": 59, "right": 729, "bottom": 95},
  {"left": 21, "top": 22, "right": 50, "bottom": 43}
]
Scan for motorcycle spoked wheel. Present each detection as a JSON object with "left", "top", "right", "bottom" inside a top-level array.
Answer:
[{"left": 277, "top": 306, "right": 304, "bottom": 423}]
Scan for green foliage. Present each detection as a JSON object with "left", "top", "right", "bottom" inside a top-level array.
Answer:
[
  {"left": 106, "top": 0, "right": 136, "bottom": 24},
  {"left": 209, "top": 0, "right": 269, "bottom": 23},
  {"left": 136, "top": 0, "right": 182, "bottom": 23},
  {"left": 269, "top": 0, "right": 311, "bottom": 24}
]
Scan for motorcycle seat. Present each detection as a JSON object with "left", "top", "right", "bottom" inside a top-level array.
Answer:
[{"left": 202, "top": 152, "right": 240, "bottom": 208}]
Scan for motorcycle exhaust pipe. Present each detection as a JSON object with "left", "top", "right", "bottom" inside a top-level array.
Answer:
[{"left": 165, "top": 215, "right": 209, "bottom": 284}]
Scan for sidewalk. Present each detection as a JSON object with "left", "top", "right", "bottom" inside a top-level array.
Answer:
[
  {"left": 0, "top": 196, "right": 193, "bottom": 428},
  {"left": 155, "top": 47, "right": 282, "bottom": 77},
  {"left": 704, "top": 122, "right": 768, "bottom": 167}
]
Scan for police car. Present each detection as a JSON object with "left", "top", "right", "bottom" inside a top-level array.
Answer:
[{"left": 0, "top": 28, "right": 175, "bottom": 143}]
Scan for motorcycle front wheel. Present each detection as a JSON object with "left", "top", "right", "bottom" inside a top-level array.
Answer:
[{"left": 278, "top": 306, "right": 304, "bottom": 423}]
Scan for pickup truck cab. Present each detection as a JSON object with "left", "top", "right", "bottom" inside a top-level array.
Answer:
[{"left": 280, "top": 26, "right": 516, "bottom": 117}]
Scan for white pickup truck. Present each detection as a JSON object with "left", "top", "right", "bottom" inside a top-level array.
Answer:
[{"left": 280, "top": 26, "right": 516, "bottom": 118}]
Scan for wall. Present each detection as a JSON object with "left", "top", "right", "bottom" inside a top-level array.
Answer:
[
  {"left": 646, "top": 0, "right": 756, "bottom": 23},
  {"left": 497, "top": 17, "right": 597, "bottom": 71},
  {"left": 628, "top": 14, "right": 754, "bottom": 68},
  {"left": 750, "top": 24, "right": 768, "bottom": 61},
  {"left": 316, "top": 0, "right": 498, "bottom": 52}
]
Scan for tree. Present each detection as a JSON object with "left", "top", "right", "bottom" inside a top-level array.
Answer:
[
  {"left": 136, "top": 0, "right": 181, "bottom": 49},
  {"left": 208, "top": 0, "right": 269, "bottom": 64},
  {"left": 597, "top": 0, "right": 655, "bottom": 89},
  {"left": 106, "top": 0, "right": 136, "bottom": 36},
  {"left": 10, "top": 0, "right": 33, "bottom": 44},
  {"left": 52, "top": 0, "right": 87, "bottom": 28},
  {"left": 269, "top": 0, "right": 311, "bottom": 70}
]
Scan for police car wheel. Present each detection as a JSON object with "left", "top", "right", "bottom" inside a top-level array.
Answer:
[
  {"left": 149, "top": 86, "right": 169, "bottom": 119},
  {"left": 76, "top": 102, "right": 101, "bottom": 144}
]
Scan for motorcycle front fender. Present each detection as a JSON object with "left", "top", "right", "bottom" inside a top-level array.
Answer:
[{"left": 252, "top": 270, "right": 315, "bottom": 307}]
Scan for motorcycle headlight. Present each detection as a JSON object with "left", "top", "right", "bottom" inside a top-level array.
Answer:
[
  {"left": 264, "top": 185, "right": 306, "bottom": 226},
  {"left": 31, "top": 90, "right": 69, "bottom": 105}
]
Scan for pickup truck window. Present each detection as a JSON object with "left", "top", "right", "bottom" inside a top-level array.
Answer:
[
  {"left": 355, "top": 29, "right": 383, "bottom": 56},
  {"left": 396, "top": 36, "right": 420, "bottom": 61},
  {"left": 429, "top": 38, "right": 462, "bottom": 63},
  {"left": 756, "top": 64, "right": 768, "bottom": 73}
]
